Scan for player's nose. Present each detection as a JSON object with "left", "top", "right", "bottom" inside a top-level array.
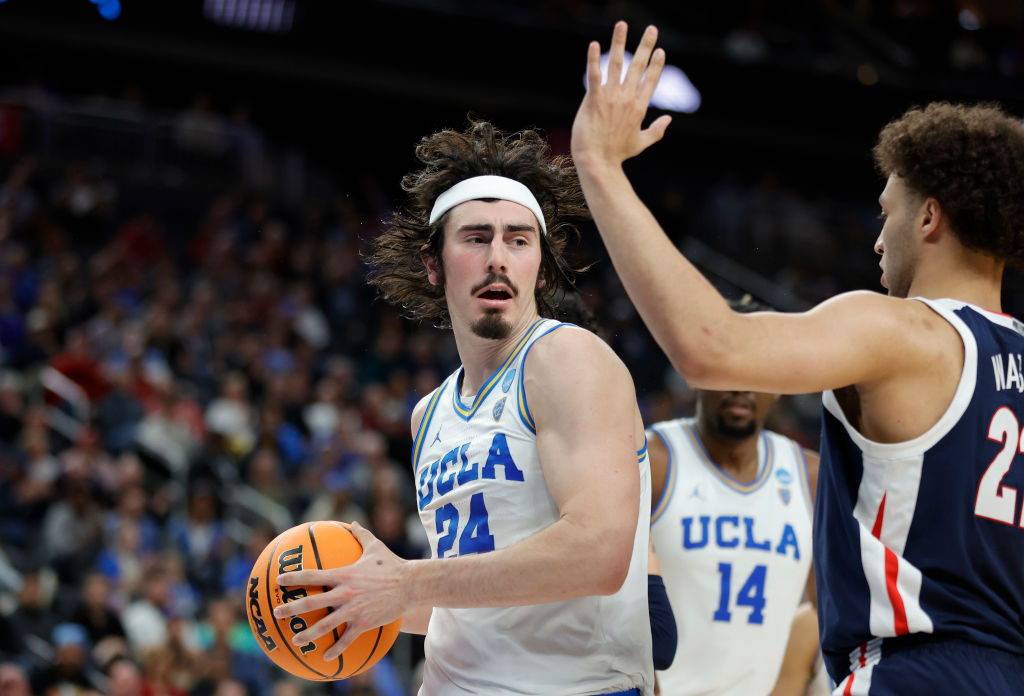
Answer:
[{"left": 486, "top": 237, "right": 509, "bottom": 272}]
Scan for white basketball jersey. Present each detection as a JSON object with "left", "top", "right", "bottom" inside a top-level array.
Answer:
[
  {"left": 649, "top": 418, "right": 813, "bottom": 696},
  {"left": 413, "top": 319, "right": 653, "bottom": 696}
]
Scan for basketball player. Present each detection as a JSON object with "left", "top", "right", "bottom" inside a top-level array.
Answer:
[
  {"left": 571, "top": 21, "right": 1024, "bottom": 694},
  {"left": 648, "top": 299, "right": 818, "bottom": 696},
  {"left": 770, "top": 604, "right": 832, "bottom": 696},
  {"left": 274, "top": 121, "right": 653, "bottom": 695}
]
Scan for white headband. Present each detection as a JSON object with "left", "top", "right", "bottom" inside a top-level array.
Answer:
[{"left": 428, "top": 175, "right": 547, "bottom": 235}]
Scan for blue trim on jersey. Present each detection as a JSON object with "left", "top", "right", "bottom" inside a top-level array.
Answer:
[
  {"left": 451, "top": 319, "right": 546, "bottom": 421},
  {"left": 650, "top": 427, "right": 675, "bottom": 524},
  {"left": 683, "top": 422, "right": 774, "bottom": 494},
  {"left": 637, "top": 438, "right": 648, "bottom": 461},
  {"left": 515, "top": 322, "right": 565, "bottom": 433},
  {"left": 411, "top": 376, "right": 451, "bottom": 472}
]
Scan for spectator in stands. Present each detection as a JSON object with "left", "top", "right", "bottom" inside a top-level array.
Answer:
[
  {"left": 33, "top": 622, "right": 100, "bottom": 696},
  {"left": 105, "top": 656, "right": 144, "bottom": 696},
  {"left": 70, "top": 571, "right": 126, "bottom": 646},
  {"left": 0, "top": 662, "right": 32, "bottom": 696}
]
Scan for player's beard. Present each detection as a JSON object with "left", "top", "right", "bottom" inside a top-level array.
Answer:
[
  {"left": 713, "top": 416, "right": 757, "bottom": 441},
  {"left": 471, "top": 310, "right": 512, "bottom": 340}
]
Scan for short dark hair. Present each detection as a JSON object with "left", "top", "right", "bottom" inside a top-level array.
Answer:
[
  {"left": 873, "top": 102, "right": 1024, "bottom": 262},
  {"left": 367, "top": 120, "right": 589, "bottom": 326}
]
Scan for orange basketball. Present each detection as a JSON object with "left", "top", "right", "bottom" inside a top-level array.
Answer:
[{"left": 245, "top": 520, "right": 403, "bottom": 680}]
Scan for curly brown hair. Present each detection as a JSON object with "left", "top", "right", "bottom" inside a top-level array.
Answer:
[
  {"left": 366, "top": 120, "right": 589, "bottom": 326},
  {"left": 873, "top": 102, "right": 1024, "bottom": 262}
]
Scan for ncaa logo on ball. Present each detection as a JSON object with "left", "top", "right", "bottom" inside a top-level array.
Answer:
[{"left": 247, "top": 577, "right": 278, "bottom": 652}]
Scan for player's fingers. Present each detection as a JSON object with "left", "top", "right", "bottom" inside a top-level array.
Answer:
[
  {"left": 273, "top": 587, "right": 340, "bottom": 618},
  {"left": 277, "top": 569, "right": 334, "bottom": 587},
  {"left": 291, "top": 608, "right": 349, "bottom": 648},
  {"left": 641, "top": 115, "right": 673, "bottom": 147},
  {"left": 585, "top": 40, "right": 602, "bottom": 90},
  {"left": 606, "top": 20, "right": 628, "bottom": 86},
  {"left": 638, "top": 48, "right": 666, "bottom": 105},
  {"left": 625, "top": 25, "right": 659, "bottom": 89},
  {"left": 323, "top": 625, "right": 359, "bottom": 662},
  {"left": 348, "top": 520, "right": 375, "bottom": 547}
]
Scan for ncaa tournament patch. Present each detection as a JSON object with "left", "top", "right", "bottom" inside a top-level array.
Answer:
[{"left": 502, "top": 368, "right": 516, "bottom": 393}]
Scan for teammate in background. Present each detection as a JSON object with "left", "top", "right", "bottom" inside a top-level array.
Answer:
[
  {"left": 572, "top": 21, "right": 1024, "bottom": 695},
  {"left": 770, "top": 604, "right": 832, "bottom": 696},
  {"left": 648, "top": 297, "right": 818, "bottom": 696},
  {"left": 275, "top": 121, "right": 654, "bottom": 695}
]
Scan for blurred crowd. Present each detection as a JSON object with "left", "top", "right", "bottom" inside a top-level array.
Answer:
[{"left": 0, "top": 87, "right": 440, "bottom": 695}]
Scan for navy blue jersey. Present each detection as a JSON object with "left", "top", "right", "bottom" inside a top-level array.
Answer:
[{"left": 815, "top": 298, "right": 1024, "bottom": 691}]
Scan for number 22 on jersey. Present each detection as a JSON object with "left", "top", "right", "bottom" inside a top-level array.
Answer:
[{"left": 975, "top": 406, "right": 1024, "bottom": 526}]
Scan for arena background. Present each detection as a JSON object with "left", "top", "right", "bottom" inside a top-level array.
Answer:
[{"left": 0, "top": 1, "right": 1022, "bottom": 695}]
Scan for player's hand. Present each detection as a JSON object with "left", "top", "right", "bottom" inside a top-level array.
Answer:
[
  {"left": 571, "top": 21, "right": 671, "bottom": 170},
  {"left": 273, "top": 521, "right": 408, "bottom": 661}
]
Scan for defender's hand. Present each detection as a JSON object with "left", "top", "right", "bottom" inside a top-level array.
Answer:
[
  {"left": 571, "top": 21, "right": 671, "bottom": 169},
  {"left": 274, "top": 521, "right": 409, "bottom": 661}
]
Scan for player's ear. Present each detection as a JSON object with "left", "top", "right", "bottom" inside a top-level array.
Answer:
[
  {"left": 421, "top": 243, "right": 443, "bottom": 287},
  {"left": 920, "top": 197, "right": 943, "bottom": 242}
]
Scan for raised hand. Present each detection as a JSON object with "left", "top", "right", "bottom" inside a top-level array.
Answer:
[
  {"left": 571, "top": 21, "right": 672, "bottom": 170},
  {"left": 273, "top": 521, "right": 409, "bottom": 661}
]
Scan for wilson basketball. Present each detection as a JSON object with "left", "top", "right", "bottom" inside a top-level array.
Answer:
[{"left": 245, "top": 521, "right": 403, "bottom": 680}]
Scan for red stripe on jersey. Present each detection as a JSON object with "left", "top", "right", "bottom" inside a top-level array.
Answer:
[
  {"left": 871, "top": 493, "right": 910, "bottom": 635},
  {"left": 871, "top": 494, "right": 887, "bottom": 538},
  {"left": 843, "top": 675, "right": 855, "bottom": 696},
  {"left": 885, "top": 546, "right": 910, "bottom": 634}
]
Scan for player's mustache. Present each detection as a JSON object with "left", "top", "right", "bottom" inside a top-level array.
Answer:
[{"left": 471, "top": 273, "right": 519, "bottom": 297}]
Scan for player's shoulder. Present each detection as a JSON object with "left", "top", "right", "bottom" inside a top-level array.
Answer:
[
  {"left": 526, "top": 321, "right": 627, "bottom": 376},
  {"left": 822, "top": 290, "right": 965, "bottom": 332},
  {"left": 816, "top": 290, "right": 919, "bottom": 321}
]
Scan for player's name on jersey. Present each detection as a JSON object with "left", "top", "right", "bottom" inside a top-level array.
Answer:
[
  {"left": 991, "top": 352, "right": 1024, "bottom": 392},
  {"left": 418, "top": 432, "right": 525, "bottom": 510},
  {"left": 680, "top": 515, "right": 803, "bottom": 560}
]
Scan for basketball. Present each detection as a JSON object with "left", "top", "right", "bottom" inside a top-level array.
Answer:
[{"left": 245, "top": 521, "right": 403, "bottom": 681}]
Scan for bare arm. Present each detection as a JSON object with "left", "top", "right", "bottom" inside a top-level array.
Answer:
[
  {"left": 769, "top": 603, "right": 820, "bottom": 696},
  {"left": 274, "top": 329, "right": 642, "bottom": 657},
  {"left": 570, "top": 23, "right": 946, "bottom": 397},
  {"left": 804, "top": 449, "right": 820, "bottom": 608}
]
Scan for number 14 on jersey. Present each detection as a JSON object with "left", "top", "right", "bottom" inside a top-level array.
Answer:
[{"left": 714, "top": 562, "right": 767, "bottom": 624}]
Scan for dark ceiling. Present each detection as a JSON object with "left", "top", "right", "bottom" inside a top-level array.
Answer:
[{"left": 1, "top": 0, "right": 1022, "bottom": 191}]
